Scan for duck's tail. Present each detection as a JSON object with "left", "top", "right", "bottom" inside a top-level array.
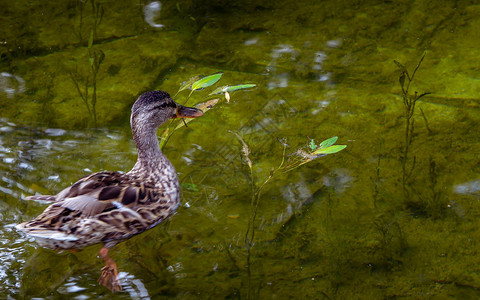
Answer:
[
  {"left": 24, "top": 195, "right": 57, "bottom": 202},
  {"left": 15, "top": 223, "right": 80, "bottom": 250}
]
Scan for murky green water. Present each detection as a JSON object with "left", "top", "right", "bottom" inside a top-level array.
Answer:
[{"left": 1, "top": 0, "right": 479, "bottom": 298}]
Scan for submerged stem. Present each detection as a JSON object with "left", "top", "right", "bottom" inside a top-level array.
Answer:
[{"left": 397, "top": 53, "right": 428, "bottom": 201}]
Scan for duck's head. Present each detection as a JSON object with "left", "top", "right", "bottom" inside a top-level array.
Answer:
[{"left": 131, "top": 91, "right": 203, "bottom": 129}]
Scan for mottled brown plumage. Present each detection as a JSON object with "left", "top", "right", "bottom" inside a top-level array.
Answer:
[{"left": 16, "top": 90, "right": 203, "bottom": 291}]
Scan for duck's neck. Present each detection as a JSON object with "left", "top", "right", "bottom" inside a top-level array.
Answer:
[
  {"left": 135, "top": 128, "right": 162, "bottom": 160},
  {"left": 129, "top": 121, "right": 171, "bottom": 175}
]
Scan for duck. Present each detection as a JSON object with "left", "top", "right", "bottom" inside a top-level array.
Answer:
[{"left": 16, "top": 90, "right": 203, "bottom": 292}]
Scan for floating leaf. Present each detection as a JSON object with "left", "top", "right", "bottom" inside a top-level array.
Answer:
[
  {"left": 312, "top": 144, "right": 347, "bottom": 155},
  {"left": 319, "top": 136, "right": 338, "bottom": 149},
  {"left": 209, "top": 83, "right": 256, "bottom": 95},
  {"left": 309, "top": 139, "right": 317, "bottom": 150},
  {"left": 191, "top": 73, "right": 223, "bottom": 91}
]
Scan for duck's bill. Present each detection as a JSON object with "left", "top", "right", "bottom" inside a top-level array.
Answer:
[{"left": 173, "top": 105, "right": 204, "bottom": 119}]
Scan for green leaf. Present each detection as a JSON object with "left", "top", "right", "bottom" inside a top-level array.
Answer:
[
  {"left": 319, "top": 136, "right": 338, "bottom": 149},
  {"left": 209, "top": 83, "right": 256, "bottom": 95},
  {"left": 309, "top": 139, "right": 317, "bottom": 150},
  {"left": 227, "top": 83, "right": 256, "bottom": 92},
  {"left": 191, "top": 73, "right": 223, "bottom": 91},
  {"left": 312, "top": 145, "right": 347, "bottom": 155}
]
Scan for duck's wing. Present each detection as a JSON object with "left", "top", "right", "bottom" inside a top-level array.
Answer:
[
  {"left": 18, "top": 171, "right": 150, "bottom": 228},
  {"left": 24, "top": 171, "right": 125, "bottom": 203},
  {"left": 17, "top": 171, "right": 178, "bottom": 250}
]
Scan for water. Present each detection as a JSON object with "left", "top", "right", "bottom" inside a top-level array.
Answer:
[{"left": 1, "top": 0, "right": 480, "bottom": 298}]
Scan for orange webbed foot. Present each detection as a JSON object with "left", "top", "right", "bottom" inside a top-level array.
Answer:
[
  {"left": 98, "top": 247, "right": 122, "bottom": 292},
  {"left": 98, "top": 264, "right": 122, "bottom": 292}
]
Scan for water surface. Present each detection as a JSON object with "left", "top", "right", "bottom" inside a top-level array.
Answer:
[{"left": 1, "top": 0, "right": 479, "bottom": 298}]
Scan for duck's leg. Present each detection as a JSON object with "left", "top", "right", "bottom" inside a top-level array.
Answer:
[{"left": 98, "top": 247, "right": 122, "bottom": 292}]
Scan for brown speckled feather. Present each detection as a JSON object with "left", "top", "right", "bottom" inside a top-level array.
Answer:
[{"left": 17, "top": 169, "right": 179, "bottom": 250}]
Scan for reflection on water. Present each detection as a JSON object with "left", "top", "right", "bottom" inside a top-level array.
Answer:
[
  {"left": 267, "top": 44, "right": 298, "bottom": 89},
  {"left": 266, "top": 38, "right": 342, "bottom": 89},
  {"left": 1, "top": 0, "right": 480, "bottom": 298},
  {"left": 322, "top": 168, "right": 353, "bottom": 193},
  {"left": 244, "top": 37, "right": 259, "bottom": 46},
  {"left": 55, "top": 272, "right": 151, "bottom": 299},
  {"left": 0, "top": 224, "right": 27, "bottom": 296},
  {"left": 0, "top": 120, "right": 84, "bottom": 199},
  {"left": 0, "top": 72, "right": 25, "bottom": 98},
  {"left": 120, "top": 272, "right": 151, "bottom": 299},
  {"left": 454, "top": 179, "right": 480, "bottom": 196},
  {"left": 144, "top": 1, "right": 164, "bottom": 29},
  {"left": 0, "top": 119, "right": 171, "bottom": 297}
]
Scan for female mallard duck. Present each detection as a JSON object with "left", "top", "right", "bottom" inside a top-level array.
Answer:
[{"left": 16, "top": 91, "right": 203, "bottom": 292}]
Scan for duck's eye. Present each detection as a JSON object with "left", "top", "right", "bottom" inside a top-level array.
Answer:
[
  {"left": 161, "top": 101, "right": 177, "bottom": 108},
  {"left": 148, "top": 101, "right": 177, "bottom": 112}
]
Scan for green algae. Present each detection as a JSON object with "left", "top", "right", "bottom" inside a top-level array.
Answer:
[{"left": 0, "top": 0, "right": 480, "bottom": 299}]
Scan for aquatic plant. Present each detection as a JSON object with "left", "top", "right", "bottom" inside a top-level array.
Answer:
[
  {"left": 394, "top": 54, "right": 448, "bottom": 218},
  {"left": 282, "top": 136, "right": 347, "bottom": 172},
  {"left": 68, "top": 0, "right": 106, "bottom": 126},
  {"left": 72, "top": 0, "right": 104, "bottom": 45},
  {"left": 37, "top": 71, "right": 56, "bottom": 125},
  {"left": 370, "top": 139, "right": 384, "bottom": 209},
  {"left": 69, "top": 47, "right": 105, "bottom": 126},
  {"left": 160, "top": 73, "right": 256, "bottom": 150},
  {"left": 424, "top": 156, "right": 444, "bottom": 218},
  {"left": 373, "top": 213, "right": 408, "bottom": 268},
  {"left": 394, "top": 54, "right": 430, "bottom": 202},
  {"left": 231, "top": 134, "right": 346, "bottom": 298}
]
